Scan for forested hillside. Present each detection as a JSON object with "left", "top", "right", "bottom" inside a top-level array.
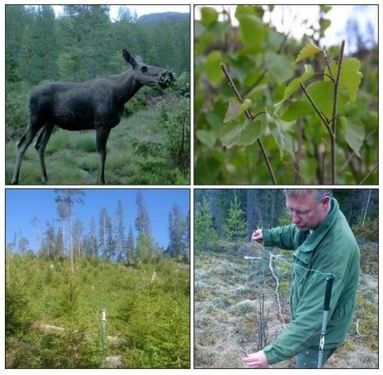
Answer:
[
  {"left": 6, "top": 256, "right": 190, "bottom": 368},
  {"left": 6, "top": 189, "right": 190, "bottom": 368},
  {"left": 194, "top": 189, "right": 378, "bottom": 368},
  {"left": 5, "top": 5, "right": 190, "bottom": 184}
]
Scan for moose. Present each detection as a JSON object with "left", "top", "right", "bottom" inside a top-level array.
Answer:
[{"left": 11, "top": 49, "right": 174, "bottom": 184}]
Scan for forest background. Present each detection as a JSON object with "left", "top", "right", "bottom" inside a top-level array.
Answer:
[
  {"left": 194, "top": 189, "right": 378, "bottom": 368},
  {"left": 5, "top": 5, "right": 190, "bottom": 184},
  {"left": 6, "top": 189, "right": 190, "bottom": 368}
]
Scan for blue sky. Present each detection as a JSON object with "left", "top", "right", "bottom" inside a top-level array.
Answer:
[{"left": 6, "top": 189, "right": 189, "bottom": 251}]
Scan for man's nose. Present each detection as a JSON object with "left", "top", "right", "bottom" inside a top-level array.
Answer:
[{"left": 291, "top": 213, "right": 300, "bottom": 224}]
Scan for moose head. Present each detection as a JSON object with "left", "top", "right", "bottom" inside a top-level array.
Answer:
[{"left": 122, "top": 49, "right": 174, "bottom": 89}]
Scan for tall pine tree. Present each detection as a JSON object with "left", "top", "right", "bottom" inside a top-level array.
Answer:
[
  {"left": 195, "top": 197, "right": 218, "bottom": 251},
  {"left": 135, "top": 192, "right": 156, "bottom": 260},
  {"left": 126, "top": 226, "right": 135, "bottom": 262},
  {"left": 55, "top": 190, "right": 84, "bottom": 272},
  {"left": 168, "top": 204, "right": 186, "bottom": 258},
  {"left": 98, "top": 207, "right": 114, "bottom": 260},
  {"left": 115, "top": 200, "right": 127, "bottom": 262}
]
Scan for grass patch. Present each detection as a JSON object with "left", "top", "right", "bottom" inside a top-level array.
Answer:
[
  {"left": 5, "top": 94, "right": 190, "bottom": 185},
  {"left": 195, "top": 247, "right": 378, "bottom": 369}
]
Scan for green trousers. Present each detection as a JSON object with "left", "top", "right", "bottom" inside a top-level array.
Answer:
[{"left": 295, "top": 347, "right": 336, "bottom": 368}]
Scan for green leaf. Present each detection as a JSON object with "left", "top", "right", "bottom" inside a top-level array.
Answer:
[
  {"left": 200, "top": 7, "right": 218, "bottom": 27},
  {"left": 235, "top": 5, "right": 263, "bottom": 17},
  {"left": 267, "top": 29, "right": 285, "bottom": 51},
  {"left": 237, "top": 14, "right": 265, "bottom": 49},
  {"left": 320, "top": 5, "right": 332, "bottom": 13},
  {"left": 221, "top": 119, "right": 246, "bottom": 148},
  {"left": 325, "top": 58, "right": 363, "bottom": 101},
  {"left": 264, "top": 51, "right": 294, "bottom": 84},
  {"left": 238, "top": 120, "right": 266, "bottom": 146},
  {"left": 221, "top": 118, "right": 265, "bottom": 148},
  {"left": 196, "top": 130, "right": 217, "bottom": 149},
  {"left": 206, "top": 112, "right": 222, "bottom": 129},
  {"left": 224, "top": 98, "right": 254, "bottom": 123},
  {"left": 266, "top": 112, "right": 294, "bottom": 158},
  {"left": 319, "top": 18, "right": 331, "bottom": 34},
  {"left": 341, "top": 116, "right": 365, "bottom": 157},
  {"left": 295, "top": 42, "right": 322, "bottom": 63},
  {"left": 280, "top": 100, "right": 312, "bottom": 121},
  {"left": 304, "top": 81, "right": 348, "bottom": 119},
  {"left": 204, "top": 51, "right": 223, "bottom": 87},
  {"left": 275, "top": 64, "right": 314, "bottom": 107},
  {"left": 224, "top": 98, "right": 241, "bottom": 123},
  {"left": 305, "top": 81, "right": 333, "bottom": 118}
]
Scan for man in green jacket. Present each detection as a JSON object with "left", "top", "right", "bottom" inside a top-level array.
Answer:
[{"left": 243, "top": 189, "right": 360, "bottom": 368}]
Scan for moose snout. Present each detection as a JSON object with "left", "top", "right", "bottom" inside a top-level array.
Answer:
[{"left": 159, "top": 71, "right": 175, "bottom": 87}]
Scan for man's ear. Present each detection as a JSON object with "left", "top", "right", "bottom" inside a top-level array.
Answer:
[{"left": 322, "top": 195, "right": 331, "bottom": 207}]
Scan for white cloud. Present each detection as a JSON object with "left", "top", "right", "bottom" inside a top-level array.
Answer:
[{"left": 195, "top": 5, "right": 377, "bottom": 51}]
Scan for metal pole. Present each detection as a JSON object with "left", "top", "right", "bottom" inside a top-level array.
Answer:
[
  {"left": 318, "top": 275, "right": 334, "bottom": 368},
  {"left": 101, "top": 309, "right": 107, "bottom": 357}
]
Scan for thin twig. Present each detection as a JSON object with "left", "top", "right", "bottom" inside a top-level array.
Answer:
[
  {"left": 313, "top": 72, "right": 334, "bottom": 81},
  {"left": 359, "top": 163, "right": 378, "bottom": 185},
  {"left": 330, "top": 40, "right": 345, "bottom": 184},
  {"left": 268, "top": 253, "right": 285, "bottom": 325},
  {"left": 257, "top": 139, "right": 277, "bottom": 185},
  {"left": 322, "top": 47, "right": 334, "bottom": 81},
  {"left": 220, "top": 63, "right": 245, "bottom": 103},
  {"left": 220, "top": 62, "right": 277, "bottom": 184},
  {"left": 300, "top": 83, "right": 332, "bottom": 136}
]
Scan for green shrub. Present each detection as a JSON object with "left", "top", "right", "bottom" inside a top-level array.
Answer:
[
  {"left": 6, "top": 256, "right": 189, "bottom": 368},
  {"left": 5, "top": 93, "right": 190, "bottom": 184},
  {"left": 6, "top": 81, "right": 30, "bottom": 141}
]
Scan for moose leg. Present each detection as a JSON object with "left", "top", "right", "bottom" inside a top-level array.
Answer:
[
  {"left": 34, "top": 124, "right": 54, "bottom": 184},
  {"left": 11, "top": 120, "right": 42, "bottom": 184},
  {"left": 96, "top": 126, "right": 111, "bottom": 184}
]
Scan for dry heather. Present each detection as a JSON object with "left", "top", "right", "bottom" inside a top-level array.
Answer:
[{"left": 194, "top": 242, "right": 378, "bottom": 369}]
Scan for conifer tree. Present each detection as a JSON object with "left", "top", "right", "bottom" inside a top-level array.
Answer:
[
  {"left": 126, "top": 226, "right": 135, "bottom": 262},
  {"left": 195, "top": 197, "right": 218, "bottom": 251},
  {"left": 135, "top": 192, "right": 151, "bottom": 235},
  {"left": 98, "top": 207, "right": 114, "bottom": 260},
  {"left": 135, "top": 192, "right": 156, "bottom": 260},
  {"left": 89, "top": 217, "right": 98, "bottom": 259},
  {"left": 168, "top": 203, "right": 186, "bottom": 258},
  {"left": 40, "top": 221, "right": 55, "bottom": 258},
  {"left": 55, "top": 190, "right": 84, "bottom": 272},
  {"left": 224, "top": 193, "right": 247, "bottom": 242},
  {"left": 115, "top": 200, "right": 127, "bottom": 262}
]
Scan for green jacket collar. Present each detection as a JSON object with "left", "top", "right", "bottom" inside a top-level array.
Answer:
[{"left": 297, "top": 198, "right": 339, "bottom": 253}]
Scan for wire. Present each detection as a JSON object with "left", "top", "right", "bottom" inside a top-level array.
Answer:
[{"left": 246, "top": 244, "right": 334, "bottom": 278}]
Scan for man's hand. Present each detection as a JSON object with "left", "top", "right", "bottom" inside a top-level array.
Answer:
[
  {"left": 242, "top": 350, "right": 268, "bottom": 368},
  {"left": 252, "top": 228, "right": 263, "bottom": 243}
]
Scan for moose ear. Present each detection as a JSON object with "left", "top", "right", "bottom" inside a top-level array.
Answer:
[{"left": 122, "top": 49, "right": 137, "bottom": 68}]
